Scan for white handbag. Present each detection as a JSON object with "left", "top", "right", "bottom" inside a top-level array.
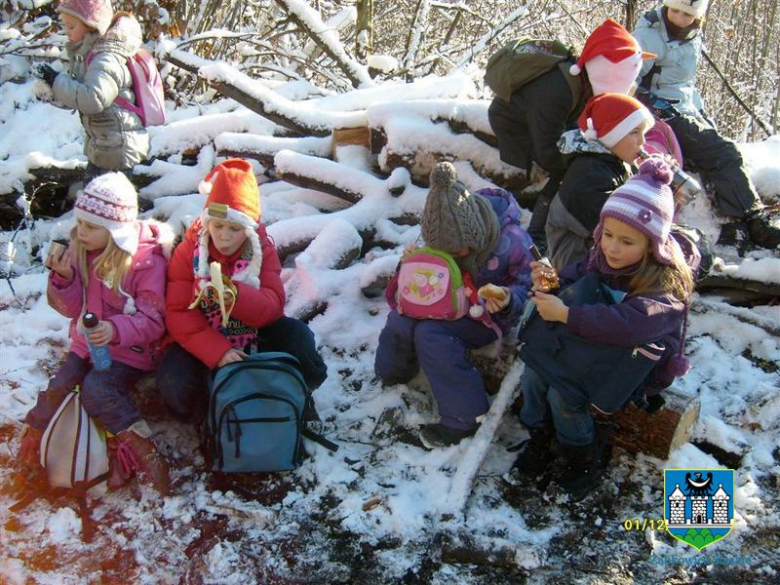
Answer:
[{"left": 40, "top": 388, "right": 109, "bottom": 488}]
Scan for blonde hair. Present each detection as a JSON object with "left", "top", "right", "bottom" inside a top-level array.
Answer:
[
  {"left": 70, "top": 225, "right": 133, "bottom": 293},
  {"left": 628, "top": 240, "right": 694, "bottom": 302}
]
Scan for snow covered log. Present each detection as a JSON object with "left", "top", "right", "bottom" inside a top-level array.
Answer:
[
  {"left": 165, "top": 53, "right": 357, "bottom": 137},
  {"left": 594, "top": 387, "right": 701, "bottom": 460}
]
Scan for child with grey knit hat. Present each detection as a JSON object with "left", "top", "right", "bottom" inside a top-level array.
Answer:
[{"left": 375, "top": 162, "right": 535, "bottom": 448}]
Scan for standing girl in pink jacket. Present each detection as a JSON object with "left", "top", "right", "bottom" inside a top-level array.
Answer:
[{"left": 17, "top": 173, "right": 171, "bottom": 496}]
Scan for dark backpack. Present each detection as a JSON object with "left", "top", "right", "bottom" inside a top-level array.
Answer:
[
  {"left": 205, "top": 352, "right": 337, "bottom": 473},
  {"left": 484, "top": 37, "right": 575, "bottom": 102}
]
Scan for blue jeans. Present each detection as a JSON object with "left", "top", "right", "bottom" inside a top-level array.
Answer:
[
  {"left": 519, "top": 366, "right": 594, "bottom": 446},
  {"left": 374, "top": 310, "right": 497, "bottom": 430},
  {"left": 25, "top": 352, "right": 144, "bottom": 435},
  {"left": 156, "top": 317, "right": 327, "bottom": 421}
]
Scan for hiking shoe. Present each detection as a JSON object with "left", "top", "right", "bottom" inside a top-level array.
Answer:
[
  {"left": 17, "top": 425, "right": 44, "bottom": 479},
  {"left": 509, "top": 426, "right": 554, "bottom": 478},
  {"left": 717, "top": 220, "right": 750, "bottom": 252},
  {"left": 115, "top": 430, "right": 170, "bottom": 496},
  {"left": 556, "top": 437, "right": 610, "bottom": 502},
  {"left": 106, "top": 436, "right": 132, "bottom": 491},
  {"left": 419, "top": 423, "right": 476, "bottom": 449},
  {"left": 745, "top": 209, "right": 780, "bottom": 249}
]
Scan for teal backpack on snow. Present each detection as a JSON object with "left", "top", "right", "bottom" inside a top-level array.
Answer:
[{"left": 205, "top": 352, "right": 337, "bottom": 473}]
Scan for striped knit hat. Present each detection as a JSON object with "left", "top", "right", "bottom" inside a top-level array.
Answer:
[
  {"left": 75, "top": 172, "right": 140, "bottom": 255},
  {"left": 598, "top": 158, "right": 677, "bottom": 265}
]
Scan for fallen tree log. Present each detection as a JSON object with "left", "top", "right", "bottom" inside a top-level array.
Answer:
[{"left": 593, "top": 386, "right": 700, "bottom": 460}]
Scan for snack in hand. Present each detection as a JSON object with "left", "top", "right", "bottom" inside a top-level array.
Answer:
[{"left": 478, "top": 283, "right": 508, "bottom": 302}]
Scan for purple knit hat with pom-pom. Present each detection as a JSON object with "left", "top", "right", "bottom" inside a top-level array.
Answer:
[{"left": 598, "top": 158, "right": 677, "bottom": 265}]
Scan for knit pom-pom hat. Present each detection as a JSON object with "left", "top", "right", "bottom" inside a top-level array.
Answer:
[
  {"left": 57, "top": 0, "right": 114, "bottom": 36},
  {"left": 421, "top": 162, "right": 499, "bottom": 280},
  {"left": 598, "top": 158, "right": 677, "bottom": 265},
  {"left": 579, "top": 93, "right": 653, "bottom": 148},
  {"left": 75, "top": 172, "right": 140, "bottom": 255},
  {"left": 570, "top": 18, "right": 654, "bottom": 95},
  {"left": 664, "top": 0, "right": 709, "bottom": 18},
  {"left": 197, "top": 158, "right": 263, "bottom": 288}
]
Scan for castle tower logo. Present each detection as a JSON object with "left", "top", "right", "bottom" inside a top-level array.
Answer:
[{"left": 664, "top": 468, "right": 735, "bottom": 550}]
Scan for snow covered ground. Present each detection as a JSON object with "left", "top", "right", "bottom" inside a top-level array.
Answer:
[{"left": 1, "top": 60, "right": 780, "bottom": 583}]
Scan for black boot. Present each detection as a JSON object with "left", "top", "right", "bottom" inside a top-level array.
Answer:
[
  {"left": 509, "top": 426, "right": 554, "bottom": 478},
  {"left": 745, "top": 209, "right": 780, "bottom": 250},
  {"left": 526, "top": 190, "right": 555, "bottom": 255},
  {"left": 556, "top": 438, "right": 608, "bottom": 502}
]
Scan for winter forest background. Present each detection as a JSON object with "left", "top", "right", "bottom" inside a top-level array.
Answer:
[{"left": 1, "top": 0, "right": 779, "bottom": 583}]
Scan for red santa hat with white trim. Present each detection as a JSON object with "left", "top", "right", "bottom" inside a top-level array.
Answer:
[
  {"left": 197, "top": 158, "right": 263, "bottom": 288},
  {"left": 579, "top": 93, "right": 654, "bottom": 148},
  {"left": 571, "top": 18, "right": 655, "bottom": 95}
]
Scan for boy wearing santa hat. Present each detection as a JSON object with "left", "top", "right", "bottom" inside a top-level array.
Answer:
[
  {"left": 157, "top": 159, "right": 327, "bottom": 423},
  {"left": 545, "top": 93, "right": 655, "bottom": 270}
]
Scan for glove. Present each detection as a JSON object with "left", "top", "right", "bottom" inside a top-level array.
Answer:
[
  {"left": 635, "top": 88, "right": 680, "bottom": 122},
  {"left": 32, "top": 63, "right": 59, "bottom": 87}
]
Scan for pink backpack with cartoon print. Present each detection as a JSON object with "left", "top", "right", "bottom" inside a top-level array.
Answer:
[
  {"left": 87, "top": 48, "right": 166, "bottom": 127},
  {"left": 396, "top": 247, "right": 471, "bottom": 320}
]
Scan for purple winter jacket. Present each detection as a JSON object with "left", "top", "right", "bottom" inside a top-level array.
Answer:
[
  {"left": 47, "top": 221, "right": 170, "bottom": 372},
  {"left": 558, "top": 259, "right": 686, "bottom": 394}
]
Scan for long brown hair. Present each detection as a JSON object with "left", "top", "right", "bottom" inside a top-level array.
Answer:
[
  {"left": 70, "top": 225, "right": 133, "bottom": 293},
  {"left": 628, "top": 240, "right": 694, "bottom": 301}
]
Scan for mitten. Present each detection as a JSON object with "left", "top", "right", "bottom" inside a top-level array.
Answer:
[
  {"left": 635, "top": 87, "right": 680, "bottom": 122},
  {"left": 32, "top": 63, "right": 59, "bottom": 87}
]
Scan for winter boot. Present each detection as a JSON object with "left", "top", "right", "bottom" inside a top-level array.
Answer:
[
  {"left": 17, "top": 425, "right": 44, "bottom": 480},
  {"left": 419, "top": 423, "right": 477, "bottom": 449},
  {"left": 745, "top": 208, "right": 780, "bottom": 250},
  {"left": 509, "top": 426, "right": 555, "bottom": 478},
  {"left": 556, "top": 437, "right": 609, "bottom": 502},
  {"left": 106, "top": 436, "right": 132, "bottom": 491},
  {"left": 114, "top": 423, "right": 170, "bottom": 496}
]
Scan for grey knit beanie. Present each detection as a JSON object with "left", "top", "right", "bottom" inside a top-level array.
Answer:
[{"left": 421, "top": 162, "right": 500, "bottom": 279}]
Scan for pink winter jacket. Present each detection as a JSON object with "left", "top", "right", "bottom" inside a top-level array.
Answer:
[{"left": 47, "top": 221, "right": 171, "bottom": 372}]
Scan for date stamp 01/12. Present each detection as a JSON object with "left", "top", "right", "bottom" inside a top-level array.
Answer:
[{"left": 622, "top": 518, "right": 669, "bottom": 531}]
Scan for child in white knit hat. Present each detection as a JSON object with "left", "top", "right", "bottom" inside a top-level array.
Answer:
[
  {"left": 18, "top": 172, "right": 172, "bottom": 496},
  {"left": 632, "top": 0, "right": 780, "bottom": 250},
  {"left": 156, "top": 159, "right": 327, "bottom": 425},
  {"left": 31, "top": 0, "right": 150, "bottom": 177},
  {"left": 513, "top": 158, "right": 695, "bottom": 501}
]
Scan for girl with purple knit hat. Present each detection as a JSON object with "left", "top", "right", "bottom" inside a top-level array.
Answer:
[{"left": 511, "top": 158, "right": 694, "bottom": 501}]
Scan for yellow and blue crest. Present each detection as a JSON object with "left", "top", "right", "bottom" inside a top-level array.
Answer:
[{"left": 664, "top": 468, "right": 734, "bottom": 551}]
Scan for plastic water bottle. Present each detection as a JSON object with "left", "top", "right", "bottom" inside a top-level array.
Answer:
[{"left": 82, "top": 312, "right": 112, "bottom": 371}]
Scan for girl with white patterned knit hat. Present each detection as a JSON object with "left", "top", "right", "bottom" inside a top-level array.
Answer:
[
  {"left": 512, "top": 158, "right": 695, "bottom": 501},
  {"left": 156, "top": 159, "right": 327, "bottom": 427},
  {"left": 18, "top": 172, "right": 173, "bottom": 496}
]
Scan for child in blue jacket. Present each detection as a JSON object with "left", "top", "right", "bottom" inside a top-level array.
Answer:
[
  {"left": 513, "top": 158, "right": 694, "bottom": 500},
  {"left": 374, "top": 162, "right": 533, "bottom": 448}
]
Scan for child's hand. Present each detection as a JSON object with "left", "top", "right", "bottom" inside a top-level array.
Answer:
[
  {"left": 88, "top": 320, "right": 115, "bottom": 347},
  {"left": 218, "top": 348, "right": 247, "bottom": 367},
  {"left": 530, "top": 291, "right": 569, "bottom": 323},
  {"left": 45, "top": 246, "right": 74, "bottom": 280}
]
